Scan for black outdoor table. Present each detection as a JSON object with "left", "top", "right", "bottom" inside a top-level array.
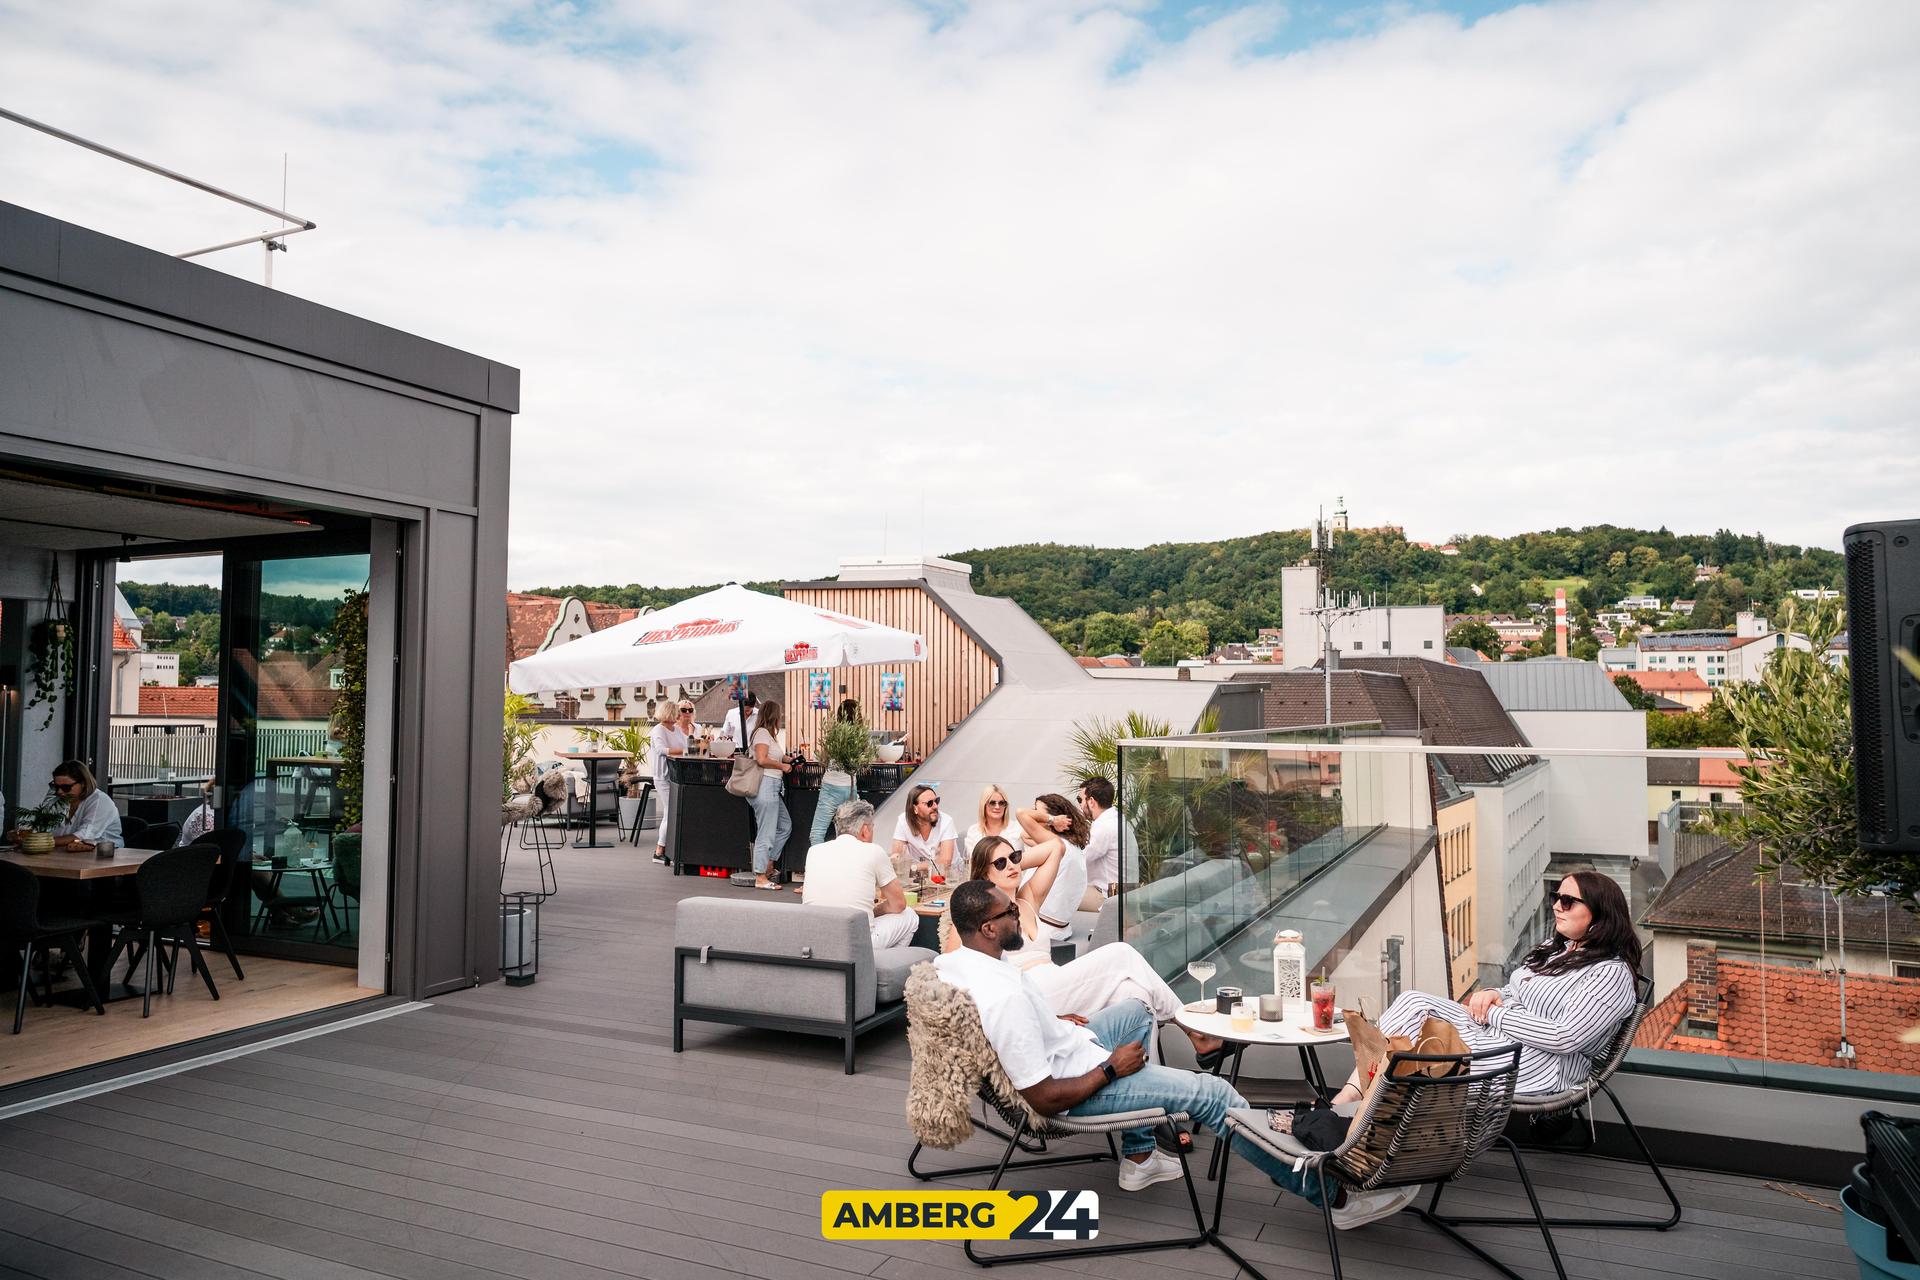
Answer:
[
  {"left": 665, "top": 756, "right": 753, "bottom": 875},
  {"left": 561, "top": 751, "right": 631, "bottom": 848}
]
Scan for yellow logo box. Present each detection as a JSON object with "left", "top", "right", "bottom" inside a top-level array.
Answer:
[{"left": 821, "top": 1191, "right": 1100, "bottom": 1241}]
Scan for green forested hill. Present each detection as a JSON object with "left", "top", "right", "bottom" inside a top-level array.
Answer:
[{"left": 535, "top": 525, "right": 1843, "bottom": 654}]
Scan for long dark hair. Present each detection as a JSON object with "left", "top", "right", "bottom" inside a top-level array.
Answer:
[
  {"left": 1523, "top": 869, "right": 1642, "bottom": 977},
  {"left": 906, "top": 783, "right": 940, "bottom": 838},
  {"left": 1035, "top": 793, "right": 1090, "bottom": 848},
  {"left": 968, "top": 835, "right": 1017, "bottom": 882}
]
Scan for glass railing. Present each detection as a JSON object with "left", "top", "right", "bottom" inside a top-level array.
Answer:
[{"left": 1113, "top": 735, "right": 1919, "bottom": 1098}]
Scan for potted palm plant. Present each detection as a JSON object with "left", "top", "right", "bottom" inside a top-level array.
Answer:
[
  {"left": 585, "top": 721, "right": 652, "bottom": 831},
  {"left": 8, "top": 798, "right": 65, "bottom": 854}
]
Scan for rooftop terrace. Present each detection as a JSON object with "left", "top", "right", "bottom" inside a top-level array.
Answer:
[{"left": 0, "top": 846, "right": 1863, "bottom": 1280}]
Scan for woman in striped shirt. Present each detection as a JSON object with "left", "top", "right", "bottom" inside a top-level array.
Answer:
[{"left": 1336, "top": 869, "right": 1641, "bottom": 1100}]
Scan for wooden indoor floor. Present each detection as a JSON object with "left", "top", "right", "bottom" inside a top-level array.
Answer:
[
  {"left": 1, "top": 952, "right": 377, "bottom": 1091},
  {"left": 0, "top": 840, "right": 1862, "bottom": 1280}
]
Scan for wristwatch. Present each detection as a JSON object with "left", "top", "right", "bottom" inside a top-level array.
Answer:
[{"left": 1101, "top": 1062, "right": 1118, "bottom": 1085}]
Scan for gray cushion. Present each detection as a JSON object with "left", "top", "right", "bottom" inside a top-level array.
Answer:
[
  {"left": 874, "top": 945, "right": 936, "bottom": 1005},
  {"left": 676, "top": 898, "right": 877, "bottom": 1022}
]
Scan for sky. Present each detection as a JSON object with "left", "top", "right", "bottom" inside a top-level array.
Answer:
[{"left": 4, "top": 0, "right": 1915, "bottom": 590}]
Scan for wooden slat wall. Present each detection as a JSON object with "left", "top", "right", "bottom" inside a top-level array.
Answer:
[{"left": 782, "top": 585, "right": 995, "bottom": 758}]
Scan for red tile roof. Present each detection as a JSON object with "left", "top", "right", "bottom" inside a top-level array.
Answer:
[
  {"left": 1075, "top": 656, "right": 1102, "bottom": 668},
  {"left": 504, "top": 593, "right": 641, "bottom": 667},
  {"left": 112, "top": 618, "right": 137, "bottom": 652},
  {"left": 1618, "top": 670, "right": 1709, "bottom": 693},
  {"left": 137, "top": 686, "right": 218, "bottom": 718},
  {"left": 1635, "top": 959, "right": 1920, "bottom": 1074}
]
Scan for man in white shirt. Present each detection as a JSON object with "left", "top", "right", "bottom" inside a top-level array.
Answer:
[
  {"left": 933, "top": 880, "right": 1421, "bottom": 1227},
  {"left": 802, "top": 799, "right": 917, "bottom": 950},
  {"left": 720, "top": 693, "right": 758, "bottom": 747},
  {"left": 1077, "top": 777, "right": 1119, "bottom": 909}
]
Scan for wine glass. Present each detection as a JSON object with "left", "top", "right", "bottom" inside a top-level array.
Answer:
[{"left": 1187, "top": 959, "right": 1217, "bottom": 1005}]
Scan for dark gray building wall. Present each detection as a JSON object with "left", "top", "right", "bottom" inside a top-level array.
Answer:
[{"left": 0, "top": 200, "right": 514, "bottom": 999}]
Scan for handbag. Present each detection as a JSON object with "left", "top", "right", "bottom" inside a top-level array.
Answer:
[{"left": 724, "top": 753, "right": 764, "bottom": 798}]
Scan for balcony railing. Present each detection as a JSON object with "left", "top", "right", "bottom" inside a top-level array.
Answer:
[{"left": 1113, "top": 734, "right": 1919, "bottom": 1101}]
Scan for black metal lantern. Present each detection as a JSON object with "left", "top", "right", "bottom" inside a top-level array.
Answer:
[{"left": 500, "top": 890, "right": 541, "bottom": 985}]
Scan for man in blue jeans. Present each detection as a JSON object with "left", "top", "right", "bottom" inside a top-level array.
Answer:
[{"left": 931, "top": 880, "right": 1420, "bottom": 1227}]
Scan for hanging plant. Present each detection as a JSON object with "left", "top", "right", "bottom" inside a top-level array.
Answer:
[
  {"left": 328, "top": 588, "right": 369, "bottom": 829},
  {"left": 23, "top": 563, "right": 74, "bottom": 731}
]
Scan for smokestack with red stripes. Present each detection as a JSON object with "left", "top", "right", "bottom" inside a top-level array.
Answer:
[{"left": 1555, "top": 588, "right": 1569, "bottom": 658}]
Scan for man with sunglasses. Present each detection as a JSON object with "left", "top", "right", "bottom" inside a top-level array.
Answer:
[
  {"left": 802, "top": 800, "right": 917, "bottom": 950},
  {"left": 932, "top": 879, "right": 1429, "bottom": 1226}
]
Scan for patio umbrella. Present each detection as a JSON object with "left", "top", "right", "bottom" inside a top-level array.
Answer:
[{"left": 506, "top": 583, "right": 925, "bottom": 739}]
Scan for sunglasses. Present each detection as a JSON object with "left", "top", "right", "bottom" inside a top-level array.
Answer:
[
  {"left": 989, "top": 849, "right": 1024, "bottom": 872},
  {"left": 1549, "top": 893, "right": 1586, "bottom": 911},
  {"left": 985, "top": 904, "right": 1022, "bottom": 926},
  {"left": 987, "top": 799, "right": 1007, "bottom": 807},
  {"left": 51, "top": 781, "right": 80, "bottom": 793}
]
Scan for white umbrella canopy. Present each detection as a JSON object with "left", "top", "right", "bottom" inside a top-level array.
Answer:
[{"left": 506, "top": 583, "right": 925, "bottom": 695}]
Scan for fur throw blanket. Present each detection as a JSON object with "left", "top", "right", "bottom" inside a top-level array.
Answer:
[
  {"left": 500, "top": 769, "right": 572, "bottom": 827},
  {"left": 904, "top": 962, "right": 1044, "bottom": 1150}
]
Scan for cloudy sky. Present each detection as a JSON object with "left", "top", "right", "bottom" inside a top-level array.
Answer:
[{"left": 4, "top": 0, "right": 1915, "bottom": 589}]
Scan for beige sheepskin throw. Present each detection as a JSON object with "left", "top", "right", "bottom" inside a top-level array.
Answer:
[{"left": 904, "top": 962, "right": 1042, "bottom": 1150}]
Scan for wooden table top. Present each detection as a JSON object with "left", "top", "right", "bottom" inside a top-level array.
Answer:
[
  {"left": 266, "top": 756, "right": 343, "bottom": 768},
  {"left": 558, "top": 751, "right": 633, "bottom": 760},
  {"left": 0, "top": 847, "right": 166, "bottom": 879}
]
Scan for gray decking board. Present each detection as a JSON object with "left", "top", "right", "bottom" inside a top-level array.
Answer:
[{"left": 0, "top": 844, "right": 1858, "bottom": 1280}]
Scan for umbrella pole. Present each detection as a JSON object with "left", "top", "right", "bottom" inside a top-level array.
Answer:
[{"left": 734, "top": 678, "right": 747, "bottom": 756}]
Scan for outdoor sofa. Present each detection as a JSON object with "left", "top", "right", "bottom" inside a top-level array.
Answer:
[{"left": 672, "top": 896, "right": 934, "bottom": 1073}]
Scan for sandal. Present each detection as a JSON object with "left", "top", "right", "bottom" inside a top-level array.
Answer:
[{"left": 753, "top": 880, "right": 783, "bottom": 891}]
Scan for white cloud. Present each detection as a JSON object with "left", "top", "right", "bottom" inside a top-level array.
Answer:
[{"left": 2, "top": 0, "right": 1914, "bottom": 588}]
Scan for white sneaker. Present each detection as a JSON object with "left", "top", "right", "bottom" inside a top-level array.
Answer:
[
  {"left": 1330, "top": 1183, "right": 1422, "bottom": 1230},
  {"left": 1117, "top": 1148, "right": 1185, "bottom": 1192}
]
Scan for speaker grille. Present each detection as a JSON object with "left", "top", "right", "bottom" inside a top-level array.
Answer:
[{"left": 1847, "top": 537, "right": 1887, "bottom": 837}]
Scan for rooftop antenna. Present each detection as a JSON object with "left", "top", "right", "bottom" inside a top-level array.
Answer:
[{"left": 0, "top": 107, "right": 316, "bottom": 287}]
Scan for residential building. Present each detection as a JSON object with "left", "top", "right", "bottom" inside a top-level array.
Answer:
[
  {"left": 1598, "top": 644, "right": 1639, "bottom": 672},
  {"left": 1639, "top": 848, "right": 1920, "bottom": 1003},
  {"left": 1233, "top": 656, "right": 1545, "bottom": 988},
  {"left": 1616, "top": 669, "right": 1713, "bottom": 711},
  {"left": 1475, "top": 659, "right": 1648, "bottom": 907},
  {"left": 505, "top": 592, "right": 704, "bottom": 723},
  {"left": 1637, "top": 630, "right": 1741, "bottom": 687},
  {"left": 1618, "top": 594, "right": 1662, "bottom": 612},
  {"left": 1695, "top": 563, "right": 1723, "bottom": 582},
  {"left": 1669, "top": 599, "right": 1696, "bottom": 616},
  {"left": 1636, "top": 946, "right": 1918, "bottom": 1073},
  {"left": 1281, "top": 563, "right": 1444, "bottom": 662},
  {"left": 1645, "top": 754, "right": 1753, "bottom": 821}
]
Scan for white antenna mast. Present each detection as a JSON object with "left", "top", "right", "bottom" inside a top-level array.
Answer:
[{"left": 0, "top": 107, "right": 316, "bottom": 285}]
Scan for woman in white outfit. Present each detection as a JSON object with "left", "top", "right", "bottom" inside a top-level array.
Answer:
[
  {"left": 648, "top": 701, "right": 692, "bottom": 865},
  {"left": 1332, "top": 869, "right": 1640, "bottom": 1102},
  {"left": 942, "top": 834, "right": 1224, "bottom": 1062},
  {"left": 961, "top": 784, "right": 1024, "bottom": 856}
]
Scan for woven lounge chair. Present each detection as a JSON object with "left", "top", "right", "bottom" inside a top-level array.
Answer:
[
  {"left": 1212, "top": 1043, "right": 1569, "bottom": 1280},
  {"left": 902, "top": 965, "right": 1211, "bottom": 1266},
  {"left": 1428, "top": 972, "right": 1681, "bottom": 1233}
]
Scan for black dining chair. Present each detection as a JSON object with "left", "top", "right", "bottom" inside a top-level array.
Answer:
[
  {"left": 192, "top": 828, "right": 250, "bottom": 979},
  {"left": 119, "top": 814, "right": 152, "bottom": 848},
  {"left": 0, "top": 861, "right": 106, "bottom": 1033},
  {"left": 102, "top": 844, "right": 222, "bottom": 1017},
  {"left": 143, "top": 822, "right": 181, "bottom": 851}
]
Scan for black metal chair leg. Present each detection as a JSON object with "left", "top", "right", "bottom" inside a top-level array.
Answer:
[
  {"left": 141, "top": 929, "right": 156, "bottom": 1018},
  {"left": 1502, "top": 1136, "right": 1568, "bottom": 1280},
  {"left": 13, "top": 940, "right": 32, "bottom": 1033},
  {"left": 1430, "top": 1082, "right": 1682, "bottom": 1231},
  {"left": 1316, "top": 1164, "right": 1345, "bottom": 1280},
  {"left": 210, "top": 913, "right": 244, "bottom": 980},
  {"left": 186, "top": 938, "right": 220, "bottom": 1000},
  {"left": 65, "top": 938, "right": 104, "bottom": 1015}
]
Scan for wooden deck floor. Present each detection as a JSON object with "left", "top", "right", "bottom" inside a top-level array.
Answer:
[{"left": 0, "top": 843, "right": 1860, "bottom": 1280}]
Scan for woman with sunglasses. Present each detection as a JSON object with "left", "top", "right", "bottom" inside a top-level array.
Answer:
[
  {"left": 962, "top": 785, "right": 1024, "bottom": 858},
  {"left": 42, "top": 759, "right": 123, "bottom": 852},
  {"left": 941, "top": 835, "right": 1225, "bottom": 1062},
  {"left": 1330, "top": 869, "right": 1641, "bottom": 1103},
  {"left": 647, "top": 701, "right": 694, "bottom": 865}
]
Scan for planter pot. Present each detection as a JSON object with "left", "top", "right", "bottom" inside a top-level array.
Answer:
[
  {"left": 1843, "top": 1182, "right": 1920, "bottom": 1280},
  {"left": 18, "top": 832, "right": 54, "bottom": 854},
  {"left": 618, "top": 796, "right": 642, "bottom": 831}
]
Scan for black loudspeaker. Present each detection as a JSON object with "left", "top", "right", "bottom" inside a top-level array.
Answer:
[{"left": 1843, "top": 518, "right": 1920, "bottom": 853}]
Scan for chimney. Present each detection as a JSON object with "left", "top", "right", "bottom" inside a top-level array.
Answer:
[
  {"left": 1554, "top": 588, "right": 1568, "bottom": 658},
  {"left": 1685, "top": 939, "right": 1720, "bottom": 1037}
]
